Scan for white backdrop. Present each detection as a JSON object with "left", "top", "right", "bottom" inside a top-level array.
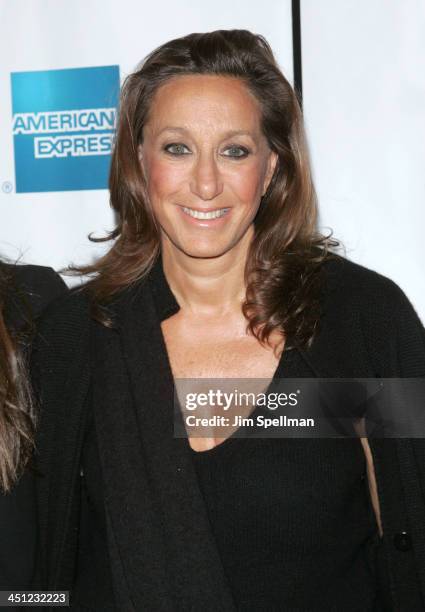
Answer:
[
  {"left": 302, "top": 0, "right": 425, "bottom": 322},
  {"left": 1, "top": 1, "right": 423, "bottom": 323}
]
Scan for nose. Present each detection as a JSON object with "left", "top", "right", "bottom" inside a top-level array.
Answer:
[{"left": 190, "top": 151, "right": 224, "bottom": 201}]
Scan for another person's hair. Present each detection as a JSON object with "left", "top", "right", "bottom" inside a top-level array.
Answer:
[
  {"left": 74, "top": 29, "right": 340, "bottom": 349},
  {"left": 0, "top": 262, "right": 35, "bottom": 492}
]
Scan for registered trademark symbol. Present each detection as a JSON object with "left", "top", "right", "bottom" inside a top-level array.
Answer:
[{"left": 2, "top": 181, "right": 13, "bottom": 194}]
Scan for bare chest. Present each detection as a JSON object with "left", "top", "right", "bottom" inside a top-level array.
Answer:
[
  {"left": 160, "top": 314, "right": 283, "bottom": 380},
  {"left": 161, "top": 312, "right": 284, "bottom": 451}
]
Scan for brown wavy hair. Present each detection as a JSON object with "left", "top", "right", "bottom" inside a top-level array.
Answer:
[
  {"left": 0, "top": 263, "right": 35, "bottom": 492},
  {"left": 74, "top": 29, "right": 341, "bottom": 349}
]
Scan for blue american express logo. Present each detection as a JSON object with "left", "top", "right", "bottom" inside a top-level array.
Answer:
[{"left": 11, "top": 65, "right": 120, "bottom": 192}]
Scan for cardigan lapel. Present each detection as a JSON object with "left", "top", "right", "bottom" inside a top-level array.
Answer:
[
  {"left": 92, "top": 279, "right": 235, "bottom": 611},
  {"left": 33, "top": 295, "right": 91, "bottom": 589}
]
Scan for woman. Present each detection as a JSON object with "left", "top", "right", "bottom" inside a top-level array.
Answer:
[
  {"left": 32, "top": 30, "right": 425, "bottom": 610},
  {"left": 0, "top": 260, "right": 66, "bottom": 592}
]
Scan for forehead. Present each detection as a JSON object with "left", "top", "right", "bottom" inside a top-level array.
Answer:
[{"left": 146, "top": 74, "right": 263, "bottom": 134}]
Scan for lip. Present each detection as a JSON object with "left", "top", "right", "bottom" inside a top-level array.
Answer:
[
  {"left": 178, "top": 204, "right": 230, "bottom": 213},
  {"left": 177, "top": 204, "right": 231, "bottom": 227}
]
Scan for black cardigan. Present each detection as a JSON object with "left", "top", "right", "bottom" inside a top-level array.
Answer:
[
  {"left": 0, "top": 264, "right": 67, "bottom": 590},
  {"left": 31, "top": 255, "right": 425, "bottom": 611}
]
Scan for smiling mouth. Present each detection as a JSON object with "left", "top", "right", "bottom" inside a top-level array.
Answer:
[{"left": 181, "top": 206, "right": 230, "bottom": 220}]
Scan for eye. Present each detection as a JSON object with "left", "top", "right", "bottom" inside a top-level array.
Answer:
[
  {"left": 163, "top": 143, "right": 191, "bottom": 156},
  {"left": 222, "top": 145, "right": 250, "bottom": 159}
]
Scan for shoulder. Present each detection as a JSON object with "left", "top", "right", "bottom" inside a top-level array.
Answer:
[
  {"left": 33, "top": 285, "right": 91, "bottom": 355},
  {"left": 5, "top": 263, "right": 68, "bottom": 318},
  {"left": 322, "top": 254, "right": 409, "bottom": 304},
  {"left": 3, "top": 263, "right": 68, "bottom": 331},
  {"left": 33, "top": 275, "right": 145, "bottom": 354},
  {"left": 321, "top": 254, "right": 422, "bottom": 322},
  {"left": 320, "top": 254, "right": 425, "bottom": 375}
]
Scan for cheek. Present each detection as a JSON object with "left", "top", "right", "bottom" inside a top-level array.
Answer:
[
  {"left": 146, "top": 159, "right": 186, "bottom": 201},
  {"left": 227, "top": 163, "right": 265, "bottom": 204}
]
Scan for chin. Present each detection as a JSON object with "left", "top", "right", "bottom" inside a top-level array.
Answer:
[
  {"left": 177, "top": 242, "right": 232, "bottom": 260},
  {"left": 166, "top": 232, "right": 238, "bottom": 259},
  {"left": 161, "top": 222, "right": 252, "bottom": 260}
]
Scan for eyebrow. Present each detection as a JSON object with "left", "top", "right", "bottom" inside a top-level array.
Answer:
[{"left": 157, "top": 126, "right": 256, "bottom": 139}]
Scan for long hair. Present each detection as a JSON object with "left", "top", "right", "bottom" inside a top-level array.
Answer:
[
  {"left": 0, "top": 262, "right": 35, "bottom": 492},
  {"left": 73, "top": 29, "right": 341, "bottom": 348}
]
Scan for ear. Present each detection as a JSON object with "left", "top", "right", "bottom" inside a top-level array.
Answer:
[{"left": 262, "top": 151, "right": 278, "bottom": 196}]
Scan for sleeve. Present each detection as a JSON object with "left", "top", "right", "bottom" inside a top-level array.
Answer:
[
  {"left": 392, "top": 286, "right": 425, "bottom": 577},
  {"left": 394, "top": 285, "right": 425, "bottom": 377}
]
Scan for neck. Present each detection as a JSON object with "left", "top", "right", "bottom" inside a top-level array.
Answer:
[{"left": 161, "top": 234, "right": 252, "bottom": 317}]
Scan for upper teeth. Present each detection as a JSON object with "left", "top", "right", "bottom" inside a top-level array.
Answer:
[{"left": 182, "top": 207, "right": 229, "bottom": 220}]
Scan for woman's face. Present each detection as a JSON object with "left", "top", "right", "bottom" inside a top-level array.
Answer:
[{"left": 139, "top": 74, "right": 278, "bottom": 259}]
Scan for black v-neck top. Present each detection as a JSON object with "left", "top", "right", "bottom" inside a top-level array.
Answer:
[
  {"left": 73, "top": 258, "right": 388, "bottom": 611},
  {"left": 190, "top": 347, "right": 384, "bottom": 611}
]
